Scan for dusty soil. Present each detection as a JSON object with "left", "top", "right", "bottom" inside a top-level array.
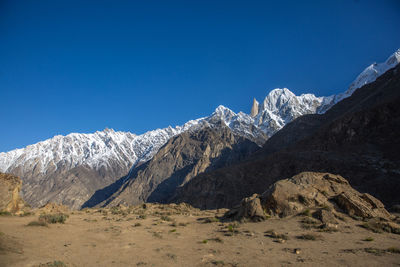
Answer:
[{"left": 0, "top": 204, "right": 400, "bottom": 267}]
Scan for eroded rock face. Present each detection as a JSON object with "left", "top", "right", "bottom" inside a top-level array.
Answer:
[
  {"left": 226, "top": 172, "right": 392, "bottom": 222},
  {"left": 0, "top": 173, "right": 26, "bottom": 214},
  {"left": 334, "top": 192, "right": 391, "bottom": 219}
]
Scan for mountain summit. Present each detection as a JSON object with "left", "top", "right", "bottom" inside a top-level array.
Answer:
[{"left": 0, "top": 49, "right": 398, "bottom": 209}]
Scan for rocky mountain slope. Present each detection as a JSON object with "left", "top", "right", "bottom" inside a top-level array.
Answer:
[
  {"left": 0, "top": 49, "right": 398, "bottom": 209},
  {"left": 84, "top": 125, "right": 258, "bottom": 208},
  {"left": 172, "top": 63, "right": 400, "bottom": 210}
]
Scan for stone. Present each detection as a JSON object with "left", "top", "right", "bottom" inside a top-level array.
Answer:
[
  {"left": 223, "top": 194, "right": 266, "bottom": 222},
  {"left": 313, "top": 209, "right": 338, "bottom": 225}
]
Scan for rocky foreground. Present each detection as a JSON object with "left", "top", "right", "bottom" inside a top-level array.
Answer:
[
  {"left": 1, "top": 172, "right": 400, "bottom": 266},
  {"left": 0, "top": 203, "right": 400, "bottom": 267}
]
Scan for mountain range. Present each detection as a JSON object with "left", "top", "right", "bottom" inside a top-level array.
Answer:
[
  {"left": 173, "top": 62, "right": 400, "bottom": 209},
  {"left": 0, "top": 48, "right": 399, "bottom": 209}
]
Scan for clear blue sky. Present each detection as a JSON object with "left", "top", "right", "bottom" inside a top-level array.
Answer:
[{"left": 1, "top": 0, "right": 399, "bottom": 152}]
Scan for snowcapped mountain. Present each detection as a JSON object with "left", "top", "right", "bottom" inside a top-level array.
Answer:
[
  {"left": 0, "top": 48, "right": 398, "bottom": 209},
  {"left": 0, "top": 121, "right": 203, "bottom": 209},
  {"left": 250, "top": 48, "right": 400, "bottom": 133},
  {"left": 346, "top": 48, "right": 400, "bottom": 96},
  {"left": 251, "top": 88, "right": 325, "bottom": 137},
  {"left": 0, "top": 123, "right": 200, "bottom": 178},
  {"left": 317, "top": 48, "right": 400, "bottom": 114}
]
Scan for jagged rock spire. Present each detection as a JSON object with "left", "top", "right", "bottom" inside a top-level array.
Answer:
[{"left": 250, "top": 98, "right": 259, "bottom": 117}]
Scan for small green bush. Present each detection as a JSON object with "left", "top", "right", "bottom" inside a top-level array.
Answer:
[
  {"left": 387, "top": 247, "right": 400, "bottom": 254},
  {"left": 364, "top": 247, "right": 385, "bottom": 256},
  {"left": 299, "top": 209, "right": 311, "bottom": 217},
  {"left": 40, "top": 261, "right": 67, "bottom": 267},
  {"left": 27, "top": 220, "right": 48, "bottom": 227},
  {"left": 39, "top": 213, "right": 69, "bottom": 224},
  {"left": 200, "top": 217, "right": 219, "bottom": 223},
  {"left": 264, "top": 230, "right": 289, "bottom": 240},
  {"left": 363, "top": 237, "right": 374, "bottom": 242},
  {"left": 297, "top": 233, "right": 321, "bottom": 241},
  {"left": 0, "top": 211, "right": 12, "bottom": 216},
  {"left": 211, "top": 260, "right": 225, "bottom": 265},
  {"left": 209, "top": 237, "right": 223, "bottom": 243},
  {"left": 321, "top": 204, "right": 331, "bottom": 211},
  {"left": 19, "top": 211, "right": 34, "bottom": 217},
  {"left": 166, "top": 253, "right": 177, "bottom": 261},
  {"left": 160, "top": 215, "right": 172, "bottom": 221},
  {"left": 318, "top": 226, "right": 339, "bottom": 233},
  {"left": 152, "top": 232, "right": 162, "bottom": 239}
]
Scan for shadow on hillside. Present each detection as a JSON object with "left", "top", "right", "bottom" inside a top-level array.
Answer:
[
  {"left": 81, "top": 175, "right": 127, "bottom": 208},
  {"left": 148, "top": 139, "right": 259, "bottom": 204},
  {"left": 82, "top": 136, "right": 259, "bottom": 209}
]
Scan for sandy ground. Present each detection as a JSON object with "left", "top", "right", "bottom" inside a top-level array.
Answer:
[{"left": 1, "top": 204, "right": 400, "bottom": 267}]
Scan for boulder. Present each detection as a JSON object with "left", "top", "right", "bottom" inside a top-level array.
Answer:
[
  {"left": 313, "top": 209, "right": 338, "bottom": 225},
  {"left": 225, "top": 172, "right": 393, "bottom": 223},
  {"left": 224, "top": 194, "right": 266, "bottom": 222},
  {"left": 260, "top": 172, "right": 391, "bottom": 220}
]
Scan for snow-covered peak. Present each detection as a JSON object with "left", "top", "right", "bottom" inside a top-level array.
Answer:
[
  {"left": 247, "top": 88, "right": 324, "bottom": 137},
  {"left": 262, "top": 88, "right": 293, "bottom": 111},
  {"left": 1, "top": 48, "right": 399, "bottom": 193},
  {"left": 345, "top": 48, "right": 400, "bottom": 97},
  {"left": 261, "top": 88, "right": 323, "bottom": 114},
  {"left": 313, "top": 48, "right": 400, "bottom": 113},
  {"left": 211, "top": 105, "right": 236, "bottom": 123}
]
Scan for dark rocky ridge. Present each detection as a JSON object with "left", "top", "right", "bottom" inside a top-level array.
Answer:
[
  {"left": 172, "top": 65, "right": 400, "bottom": 209},
  {"left": 84, "top": 125, "right": 259, "bottom": 207}
]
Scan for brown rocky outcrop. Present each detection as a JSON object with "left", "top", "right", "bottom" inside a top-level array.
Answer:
[
  {"left": 224, "top": 194, "right": 266, "bottom": 222},
  {"left": 225, "top": 172, "right": 393, "bottom": 222},
  {"left": 0, "top": 173, "right": 27, "bottom": 215}
]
